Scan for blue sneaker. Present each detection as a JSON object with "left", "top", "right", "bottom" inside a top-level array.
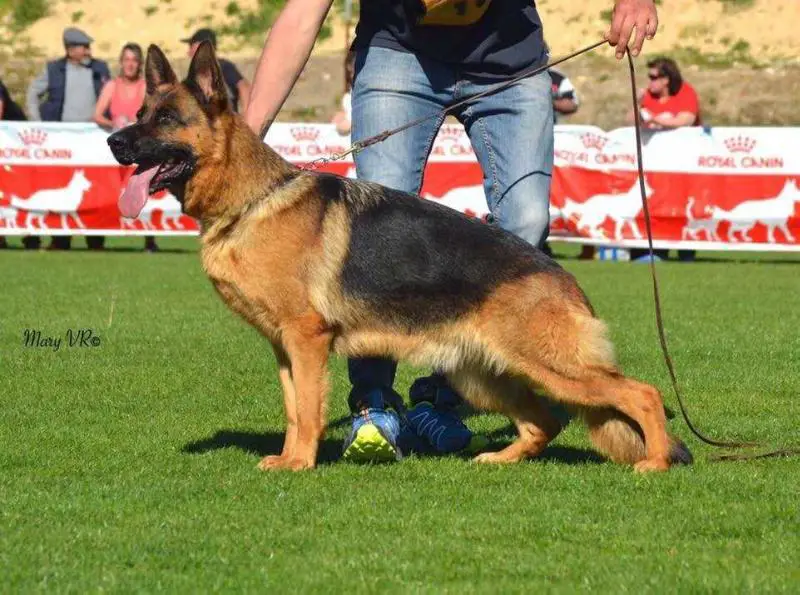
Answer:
[
  {"left": 407, "top": 375, "right": 487, "bottom": 454},
  {"left": 406, "top": 401, "right": 473, "bottom": 453},
  {"left": 342, "top": 390, "right": 402, "bottom": 463}
]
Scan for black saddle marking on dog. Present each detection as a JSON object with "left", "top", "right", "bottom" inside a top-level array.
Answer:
[{"left": 340, "top": 184, "right": 564, "bottom": 328}]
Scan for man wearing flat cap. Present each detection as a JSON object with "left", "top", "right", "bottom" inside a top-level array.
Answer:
[
  {"left": 27, "top": 27, "right": 110, "bottom": 123},
  {"left": 26, "top": 27, "right": 111, "bottom": 250},
  {"left": 182, "top": 28, "right": 251, "bottom": 114}
]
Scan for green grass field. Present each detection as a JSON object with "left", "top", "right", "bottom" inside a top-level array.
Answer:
[{"left": 2, "top": 238, "right": 799, "bottom": 593}]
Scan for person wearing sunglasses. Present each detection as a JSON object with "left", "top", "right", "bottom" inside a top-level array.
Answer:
[
  {"left": 630, "top": 56, "right": 700, "bottom": 262},
  {"left": 636, "top": 57, "right": 701, "bottom": 130}
]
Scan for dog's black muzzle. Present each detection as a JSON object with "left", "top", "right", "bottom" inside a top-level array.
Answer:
[{"left": 107, "top": 128, "right": 137, "bottom": 166}]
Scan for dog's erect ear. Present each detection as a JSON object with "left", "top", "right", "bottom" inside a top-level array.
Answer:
[
  {"left": 185, "top": 40, "right": 229, "bottom": 113},
  {"left": 145, "top": 45, "right": 178, "bottom": 94}
]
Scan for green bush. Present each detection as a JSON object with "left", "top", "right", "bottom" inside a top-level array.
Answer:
[
  {"left": 220, "top": 0, "right": 356, "bottom": 47},
  {"left": 719, "top": 0, "right": 756, "bottom": 11},
  {"left": 9, "top": 0, "right": 49, "bottom": 32}
]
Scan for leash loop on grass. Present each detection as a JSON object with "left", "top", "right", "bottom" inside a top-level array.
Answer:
[
  {"left": 626, "top": 51, "right": 754, "bottom": 450},
  {"left": 302, "top": 38, "right": 799, "bottom": 462}
]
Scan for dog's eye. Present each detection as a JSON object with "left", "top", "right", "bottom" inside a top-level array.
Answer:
[{"left": 156, "top": 110, "right": 178, "bottom": 125}]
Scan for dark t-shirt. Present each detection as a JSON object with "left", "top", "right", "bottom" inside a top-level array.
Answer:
[
  {"left": 353, "top": 0, "right": 548, "bottom": 80},
  {"left": 219, "top": 58, "right": 244, "bottom": 112},
  {"left": 0, "top": 79, "right": 26, "bottom": 120}
]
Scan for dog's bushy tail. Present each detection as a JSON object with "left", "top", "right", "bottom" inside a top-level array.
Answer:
[
  {"left": 533, "top": 301, "right": 692, "bottom": 466},
  {"left": 582, "top": 408, "right": 693, "bottom": 465},
  {"left": 566, "top": 311, "right": 692, "bottom": 466}
]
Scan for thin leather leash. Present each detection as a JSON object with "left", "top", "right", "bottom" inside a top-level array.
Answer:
[
  {"left": 624, "top": 51, "right": 798, "bottom": 461},
  {"left": 301, "top": 39, "right": 799, "bottom": 462},
  {"left": 300, "top": 40, "right": 608, "bottom": 170}
]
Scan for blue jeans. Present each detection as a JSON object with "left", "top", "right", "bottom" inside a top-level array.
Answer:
[{"left": 348, "top": 45, "right": 555, "bottom": 409}]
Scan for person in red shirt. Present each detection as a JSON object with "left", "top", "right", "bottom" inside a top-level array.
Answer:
[
  {"left": 638, "top": 56, "right": 701, "bottom": 129},
  {"left": 630, "top": 56, "right": 700, "bottom": 261}
]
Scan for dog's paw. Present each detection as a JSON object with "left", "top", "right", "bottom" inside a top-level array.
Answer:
[
  {"left": 257, "top": 455, "right": 314, "bottom": 472},
  {"left": 472, "top": 451, "right": 519, "bottom": 464},
  {"left": 257, "top": 455, "right": 287, "bottom": 470},
  {"left": 633, "top": 458, "right": 670, "bottom": 473}
]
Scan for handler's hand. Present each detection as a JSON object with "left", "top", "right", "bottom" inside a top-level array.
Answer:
[{"left": 604, "top": 0, "right": 658, "bottom": 59}]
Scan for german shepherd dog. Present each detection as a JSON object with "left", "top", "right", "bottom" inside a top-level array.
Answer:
[{"left": 107, "top": 43, "right": 692, "bottom": 472}]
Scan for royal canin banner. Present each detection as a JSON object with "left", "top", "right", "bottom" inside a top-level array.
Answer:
[{"left": 1, "top": 122, "right": 798, "bottom": 251}]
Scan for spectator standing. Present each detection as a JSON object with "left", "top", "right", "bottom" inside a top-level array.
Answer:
[
  {"left": 94, "top": 43, "right": 158, "bottom": 252},
  {"left": 93, "top": 43, "right": 145, "bottom": 131},
  {"left": 630, "top": 56, "right": 701, "bottom": 262},
  {"left": 26, "top": 27, "right": 110, "bottom": 251},
  {"left": 182, "top": 29, "right": 251, "bottom": 114},
  {"left": 638, "top": 56, "right": 701, "bottom": 130}
]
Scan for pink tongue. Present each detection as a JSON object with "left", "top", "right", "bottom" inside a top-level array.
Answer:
[{"left": 120, "top": 166, "right": 159, "bottom": 218}]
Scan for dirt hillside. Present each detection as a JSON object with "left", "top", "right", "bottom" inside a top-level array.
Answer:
[{"left": 12, "top": 0, "right": 800, "bottom": 61}]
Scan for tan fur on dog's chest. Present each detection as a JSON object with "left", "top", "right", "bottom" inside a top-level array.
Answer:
[{"left": 199, "top": 196, "right": 332, "bottom": 341}]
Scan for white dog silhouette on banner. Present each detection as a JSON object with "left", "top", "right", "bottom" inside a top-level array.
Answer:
[
  {"left": 681, "top": 196, "right": 720, "bottom": 242},
  {"left": 711, "top": 180, "right": 800, "bottom": 243},
  {"left": 122, "top": 193, "right": 185, "bottom": 230},
  {"left": 0, "top": 204, "right": 19, "bottom": 228},
  {"left": 559, "top": 177, "right": 653, "bottom": 239},
  {"left": 10, "top": 169, "right": 91, "bottom": 229}
]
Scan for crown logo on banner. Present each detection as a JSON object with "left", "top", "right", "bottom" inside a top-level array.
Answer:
[
  {"left": 289, "top": 126, "right": 320, "bottom": 142},
  {"left": 580, "top": 132, "right": 607, "bottom": 151},
  {"left": 724, "top": 135, "right": 757, "bottom": 154},
  {"left": 18, "top": 128, "right": 48, "bottom": 146}
]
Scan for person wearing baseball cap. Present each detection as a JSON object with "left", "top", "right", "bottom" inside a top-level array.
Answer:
[
  {"left": 181, "top": 28, "right": 251, "bottom": 114},
  {"left": 25, "top": 26, "right": 111, "bottom": 250}
]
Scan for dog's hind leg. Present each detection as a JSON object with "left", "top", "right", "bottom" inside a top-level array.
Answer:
[
  {"left": 517, "top": 359, "right": 671, "bottom": 472},
  {"left": 259, "top": 314, "right": 332, "bottom": 471},
  {"left": 447, "top": 370, "right": 562, "bottom": 464},
  {"left": 258, "top": 343, "right": 298, "bottom": 470},
  {"left": 479, "top": 292, "right": 674, "bottom": 471},
  {"left": 474, "top": 396, "right": 561, "bottom": 464}
]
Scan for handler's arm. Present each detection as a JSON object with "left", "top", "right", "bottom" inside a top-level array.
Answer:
[{"left": 244, "top": 0, "right": 334, "bottom": 138}]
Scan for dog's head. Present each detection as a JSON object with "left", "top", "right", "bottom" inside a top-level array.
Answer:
[
  {"left": 73, "top": 169, "right": 91, "bottom": 192},
  {"left": 107, "top": 42, "right": 230, "bottom": 218}
]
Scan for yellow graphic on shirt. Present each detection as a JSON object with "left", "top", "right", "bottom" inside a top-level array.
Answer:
[{"left": 418, "top": 0, "right": 493, "bottom": 26}]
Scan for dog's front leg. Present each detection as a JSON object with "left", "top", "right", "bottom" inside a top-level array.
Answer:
[
  {"left": 259, "top": 316, "right": 331, "bottom": 471},
  {"left": 257, "top": 343, "right": 298, "bottom": 471}
]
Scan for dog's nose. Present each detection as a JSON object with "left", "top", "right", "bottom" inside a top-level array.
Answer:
[
  {"left": 106, "top": 133, "right": 135, "bottom": 165},
  {"left": 107, "top": 133, "right": 126, "bottom": 155}
]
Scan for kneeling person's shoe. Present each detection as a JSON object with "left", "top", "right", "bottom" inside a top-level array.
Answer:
[
  {"left": 408, "top": 375, "right": 490, "bottom": 455},
  {"left": 406, "top": 401, "right": 474, "bottom": 454},
  {"left": 342, "top": 390, "right": 402, "bottom": 463}
]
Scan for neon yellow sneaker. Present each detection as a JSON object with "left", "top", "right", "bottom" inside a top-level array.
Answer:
[{"left": 341, "top": 408, "right": 402, "bottom": 463}]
